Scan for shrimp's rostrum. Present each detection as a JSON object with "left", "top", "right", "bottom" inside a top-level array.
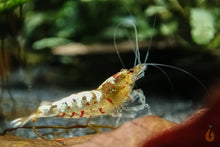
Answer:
[{"left": 11, "top": 64, "right": 147, "bottom": 127}]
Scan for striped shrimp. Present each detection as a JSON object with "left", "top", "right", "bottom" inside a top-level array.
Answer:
[
  {"left": 11, "top": 63, "right": 149, "bottom": 128},
  {"left": 11, "top": 21, "right": 151, "bottom": 128}
]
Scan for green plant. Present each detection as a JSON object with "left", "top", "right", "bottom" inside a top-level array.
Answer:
[{"left": 0, "top": 0, "right": 30, "bottom": 13}]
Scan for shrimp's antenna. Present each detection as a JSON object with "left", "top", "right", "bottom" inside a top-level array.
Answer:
[
  {"left": 114, "top": 23, "right": 126, "bottom": 69},
  {"left": 149, "top": 65, "right": 175, "bottom": 94},
  {"left": 131, "top": 22, "right": 141, "bottom": 66},
  {"left": 145, "top": 63, "right": 209, "bottom": 96},
  {"left": 123, "top": 5, "right": 140, "bottom": 67},
  {"left": 114, "top": 21, "right": 140, "bottom": 68},
  {"left": 144, "top": 15, "right": 157, "bottom": 63}
]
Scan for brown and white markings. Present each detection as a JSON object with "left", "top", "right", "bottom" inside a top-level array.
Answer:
[{"left": 11, "top": 64, "right": 148, "bottom": 127}]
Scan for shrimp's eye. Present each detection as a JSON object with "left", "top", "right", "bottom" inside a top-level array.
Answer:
[{"left": 128, "top": 68, "right": 134, "bottom": 74}]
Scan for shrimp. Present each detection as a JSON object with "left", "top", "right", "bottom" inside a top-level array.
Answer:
[{"left": 10, "top": 63, "right": 148, "bottom": 128}]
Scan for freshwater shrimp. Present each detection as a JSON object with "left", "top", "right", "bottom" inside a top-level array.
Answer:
[
  {"left": 11, "top": 20, "right": 152, "bottom": 128},
  {"left": 10, "top": 63, "right": 149, "bottom": 128}
]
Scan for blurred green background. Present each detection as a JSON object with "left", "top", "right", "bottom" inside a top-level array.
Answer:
[{"left": 1, "top": 0, "right": 220, "bottom": 50}]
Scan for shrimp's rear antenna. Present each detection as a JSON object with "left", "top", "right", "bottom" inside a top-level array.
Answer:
[
  {"left": 144, "top": 14, "right": 157, "bottom": 63},
  {"left": 114, "top": 21, "right": 141, "bottom": 68},
  {"left": 131, "top": 22, "right": 141, "bottom": 67},
  {"left": 114, "top": 14, "right": 157, "bottom": 68},
  {"left": 114, "top": 23, "right": 126, "bottom": 69}
]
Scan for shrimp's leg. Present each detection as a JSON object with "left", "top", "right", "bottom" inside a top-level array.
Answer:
[
  {"left": 123, "top": 89, "right": 150, "bottom": 111},
  {"left": 87, "top": 123, "right": 117, "bottom": 133},
  {"left": 87, "top": 124, "right": 102, "bottom": 133},
  {"left": 116, "top": 89, "right": 151, "bottom": 126},
  {"left": 32, "top": 126, "right": 63, "bottom": 145},
  {"left": 123, "top": 89, "right": 151, "bottom": 112}
]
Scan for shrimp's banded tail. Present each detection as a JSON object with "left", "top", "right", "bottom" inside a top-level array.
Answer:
[
  {"left": 10, "top": 101, "right": 56, "bottom": 128},
  {"left": 10, "top": 113, "right": 37, "bottom": 128}
]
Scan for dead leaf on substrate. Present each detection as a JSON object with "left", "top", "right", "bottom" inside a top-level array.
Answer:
[
  {"left": 0, "top": 115, "right": 177, "bottom": 147},
  {"left": 0, "top": 134, "right": 95, "bottom": 147},
  {"left": 71, "top": 115, "right": 178, "bottom": 147},
  {"left": 142, "top": 86, "right": 220, "bottom": 147}
]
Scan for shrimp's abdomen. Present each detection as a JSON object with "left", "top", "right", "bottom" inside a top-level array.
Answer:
[
  {"left": 53, "top": 76, "right": 133, "bottom": 119},
  {"left": 51, "top": 90, "right": 114, "bottom": 119}
]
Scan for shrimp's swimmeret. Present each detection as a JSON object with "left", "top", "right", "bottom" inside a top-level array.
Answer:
[{"left": 11, "top": 64, "right": 147, "bottom": 127}]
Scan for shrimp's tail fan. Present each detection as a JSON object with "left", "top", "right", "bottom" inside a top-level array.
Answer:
[{"left": 10, "top": 113, "right": 37, "bottom": 128}]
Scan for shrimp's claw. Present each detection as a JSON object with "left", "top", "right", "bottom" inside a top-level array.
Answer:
[{"left": 10, "top": 114, "right": 37, "bottom": 128}]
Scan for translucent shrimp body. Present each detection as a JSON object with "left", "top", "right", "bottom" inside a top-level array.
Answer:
[{"left": 11, "top": 64, "right": 147, "bottom": 127}]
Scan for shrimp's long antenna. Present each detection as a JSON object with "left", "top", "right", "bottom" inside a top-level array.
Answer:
[
  {"left": 114, "top": 23, "right": 126, "bottom": 69},
  {"left": 114, "top": 21, "right": 141, "bottom": 68},
  {"left": 150, "top": 65, "right": 174, "bottom": 93},
  {"left": 145, "top": 63, "right": 209, "bottom": 96},
  {"left": 131, "top": 22, "right": 141, "bottom": 66},
  {"left": 124, "top": 6, "right": 141, "bottom": 67},
  {"left": 144, "top": 15, "right": 157, "bottom": 63}
]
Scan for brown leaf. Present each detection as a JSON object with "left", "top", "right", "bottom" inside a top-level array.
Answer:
[
  {"left": 0, "top": 134, "right": 94, "bottom": 147},
  {"left": 143, "top": 86, "right": 220, "bottom": 147},
  {"left": 70, "top": 115, "right": 177, "bottom": 147},
  {"left": 0, "top": 116, "right": 176, "bottom": 147}
]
